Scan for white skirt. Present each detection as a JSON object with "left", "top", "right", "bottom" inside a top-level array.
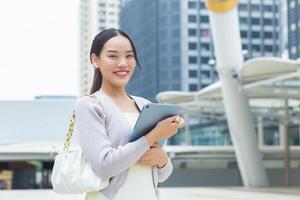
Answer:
[{"left": 84, "top": 165, "right": 157, "bottom": 200}]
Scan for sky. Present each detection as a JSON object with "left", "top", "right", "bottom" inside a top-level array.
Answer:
[{"left": 0, "top": 0, "right": 80, "bottom": 100}]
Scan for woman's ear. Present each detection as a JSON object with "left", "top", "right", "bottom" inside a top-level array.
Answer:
[{"left": 91, "top": 53, "right": 99, "bottom": 69}]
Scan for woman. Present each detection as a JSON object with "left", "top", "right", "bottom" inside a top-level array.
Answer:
[{"left": 75, "top": 28, "right": 185, "bottom": 200}]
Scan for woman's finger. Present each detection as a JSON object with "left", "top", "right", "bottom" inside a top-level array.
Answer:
[
  {"left": 151, "top": 143, "right": 160, "bottom": 148},
  {"left": 166, "top": 115, "right": 179, "bottom": 123}
]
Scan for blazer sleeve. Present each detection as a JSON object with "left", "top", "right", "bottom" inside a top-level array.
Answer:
[
  {"left": 157, "top": 157, "right": 173, "bottom": 182},
  {"left": 74, "top": 96, "right": 150, "bottom": 180}
]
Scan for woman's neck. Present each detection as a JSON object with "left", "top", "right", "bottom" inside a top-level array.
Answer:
[{"left": 100, "top": 84, "right": 129, "bottom": 101}]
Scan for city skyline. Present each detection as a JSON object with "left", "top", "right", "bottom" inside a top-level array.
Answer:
[{"left": 0, "top": 0, "right": 296, "bottom": 100}]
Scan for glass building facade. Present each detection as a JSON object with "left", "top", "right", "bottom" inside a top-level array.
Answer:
[
  {"left": 120, "top": 0, "right": 283, "bottom": 102},
  {"left": 287, "top": 0, "right": 300, "bottom": 59}
]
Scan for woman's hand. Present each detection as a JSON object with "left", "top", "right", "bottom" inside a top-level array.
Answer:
[
  {"left": 146, "top": 115, "right": 185, "bottom": 146},
  {"left": 136, "top": 143, "right": 168, "bottom": 168}
]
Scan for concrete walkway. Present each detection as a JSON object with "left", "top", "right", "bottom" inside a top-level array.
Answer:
[{"left": 0, "top": 187, "right": 299, "bottom": 200}]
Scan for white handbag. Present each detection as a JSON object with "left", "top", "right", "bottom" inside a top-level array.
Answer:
[{"left": 51, "top": 94, "right": 109, "bottom": 194}]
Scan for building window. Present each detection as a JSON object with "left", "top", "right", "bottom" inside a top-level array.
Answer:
[
  {"left": 188, "top": 15, "right": 197, "bottom": 23},
  {"left": 189, "top": 56, "right": 197, "bottom": 64},
  {"left": 201, "top": 70, "right": 210, "bottom": 79},
  {"left": 241, "top": 31, "right": 247, "bottom": 37},
  {"left": 199, "top": 2, "right": 206, "bottom": 9},
  {"left": 264, "top": 45, "right": 273, "bottom": 52},
  {"left": 251, "top": 18, "right": 260, "bottom": 25},
  {"left": 171, "top": 15, "right": 180, "bottom": 23},
  {"left": 200, "top": 29, "right": 209, "bottom": 37},
  {"left": 160, "top": 2, "right": 167, "bottom": 11},
  {"left": 201, "top": 43, "right": 210, "bottom": 51},
  {"left": 172, "top": 70, "right": 180, "bottom": 77},
  {"left": 188, "top": 1, "right": 196, "bottom": 9},
  {"left": 201, "top": 57, "right": 209, "bottom": 64},
  {"left": 263, "top": 5, "right": 272, "bottom": 12},
  {"left": 172, "top": 84, "right": 181, "bottom": 90},
  {"left": 160, "top": 43, "right": 167, "bottom": 52},
  {"left": 290, "top": 1, "right": 296, "bottom": 9},
  {"left": 189, "top": 70, "right": 197, "bottom": 78},
  {"left": 172, "top": 42, "right": 180, "bottom": 50},
  {"left": 188, "top": 28, "right": 197, "bottom": 36},
  {"left": 252, "top": 45, "right": 260, "bottom": 51},
  {"left": 291, "top": 46, "right": 297, "bottom": 54},
  {"left": 239, "top": 4, "right": 247, "bottom": 11},
  {"left": 160, "top": 30, "right": 167, "bottom": 38},
  {"left": 240, "top": 17, "right": 247, "bottom": 24},
  {"left": 200, "top": 16, "right": 209, "bottom": 23},
  {"left": 99, "top": 3, "right": 105, "bottom": 7},
  {"left": 171, "top": 28, "right": 180, "bottom": 37},
  {"left": 291, "top": 23, "right": 297, "bottom": 31},
  {"left": 251, "top": 31, "right": 260, "bottom": 38},
  {"left": 188, "top": 42, "right": 197, "bottom": 50},
  {"left": 263, "top": 18, "right": 272, "bottom": 25},
  {"left": 172, "top": 56, "right": 180, "bottom": 65},
  {"left": 189, "top": 84, "right": 198, "bottom": 91},
  {"left": 264, "top": 32, "right": 272, "bottom": 39},
  {"left": 250, "top": 4, "right": 260, "bottom": 11},
  {"left": 161, "top": 57, "right": 167, "bottom": 65},
  {"left": 171, "top": 2, "right": 179, "bottom": 10},
  {"left": 242, "top": 44, "right": 248, "bottom": 50}
]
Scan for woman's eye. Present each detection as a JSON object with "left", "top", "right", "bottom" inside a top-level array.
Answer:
[
  {"left": 127, "top": 55, "right": 134, "bottom": 58},
  {"left": 108, "top": 55, "right": 117, "bottom": 58}
]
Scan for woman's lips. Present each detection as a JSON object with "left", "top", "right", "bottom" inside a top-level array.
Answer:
[{"left": 113, "top": 70, "right": 129, "bottom": 78}]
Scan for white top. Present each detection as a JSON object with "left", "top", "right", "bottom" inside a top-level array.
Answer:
[{"left": 123, "top": 112, "right": 139, "bottom": 129}]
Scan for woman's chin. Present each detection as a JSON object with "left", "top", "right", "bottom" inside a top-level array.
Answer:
[{"left": 113, "top": 79, "right": 130, "bottom": 87}]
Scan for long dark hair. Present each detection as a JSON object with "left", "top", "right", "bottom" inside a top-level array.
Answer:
[{"left": 89, "top": 28, "right": 140, "bottom": 94}]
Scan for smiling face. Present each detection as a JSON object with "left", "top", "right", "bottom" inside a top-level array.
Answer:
[{"left": 91, "top": 34, "right": 137, "bottom": 89}]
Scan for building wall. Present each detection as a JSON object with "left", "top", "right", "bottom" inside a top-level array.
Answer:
[
  {"left": 287, "top": 0, "right": 300, "bottom": 59},
  {"left": 121, "top": 0, "right": 283, "bottom": 102}
]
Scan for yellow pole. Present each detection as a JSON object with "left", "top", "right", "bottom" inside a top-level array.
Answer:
[{"left": 205, "top": 0, "right": 238, "bottom": 13}]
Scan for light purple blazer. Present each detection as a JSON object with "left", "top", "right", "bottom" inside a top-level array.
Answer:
[{"left": 74, "top": 89, "right": 173, "bottom": 200}]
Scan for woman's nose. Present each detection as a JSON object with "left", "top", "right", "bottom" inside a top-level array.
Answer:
[{"left": 118, "top": 57, "right": 128, "bottom": 67}]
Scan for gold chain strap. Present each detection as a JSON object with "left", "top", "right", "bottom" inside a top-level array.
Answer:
[
  {"left": 63, "top": 110, "right": 76, "bottom": 151},
  {"left": 63, "top": 94, "right": 107, "bottom": 151}
]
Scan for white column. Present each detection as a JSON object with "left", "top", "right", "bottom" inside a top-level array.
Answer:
[
  {"left": 207, "top": 7, "right": 269, "bottom": 187},
  {"left": 282, "top": 99, "right": 290, "bottom": 186},
  {"left": 257, "top": 116, "right": 264, "bottom": 148}
]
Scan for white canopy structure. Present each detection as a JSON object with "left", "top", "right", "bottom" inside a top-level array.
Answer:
[
  {"left": 157, "top": 0, "right": 300, "bottom": 187},
  {"left": 157, "top": 57, "right": 300, "bottom": 118},
  {"left": 157, "top": 56, "right": 300, "bottom": 187}
]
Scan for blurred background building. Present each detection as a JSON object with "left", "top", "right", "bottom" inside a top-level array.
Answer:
[
  {"left": 120, "top": 0, "right": 283, "bottom": 102},
  {"left": 287, "top": 0, "right": 300, "bottom": 59},
  {"left": 80, "top": 0, "right": 122, "bottom": 95}
]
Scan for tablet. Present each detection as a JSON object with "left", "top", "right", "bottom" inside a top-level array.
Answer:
[{"left": 128, "top": 103, "right": 181, "bottom": 146}]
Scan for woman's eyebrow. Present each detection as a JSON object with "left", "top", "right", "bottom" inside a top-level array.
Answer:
[
  {"left": 106, "top": 50, "right": 118, "bottom": 53},
  {"left": 106, "top": 50, "right": 134, "bottom": 53}
]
